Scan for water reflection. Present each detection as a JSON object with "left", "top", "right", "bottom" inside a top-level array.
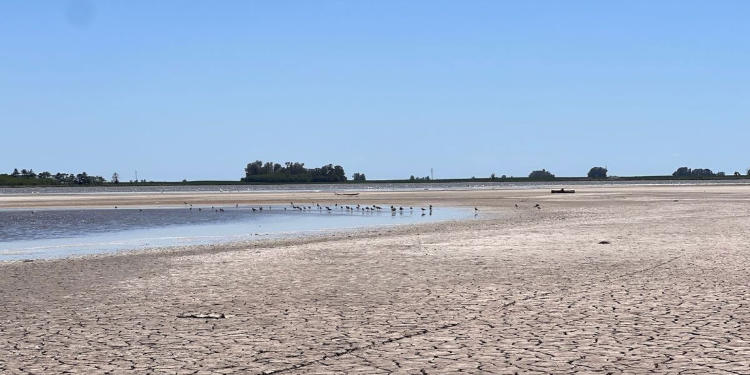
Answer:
[{"left": 0, "top": 205, "right": 470, "bottom": 261}]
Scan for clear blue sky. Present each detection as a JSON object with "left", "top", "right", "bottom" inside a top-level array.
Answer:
[{"left": 2, "top": 1, "right": 749, "bottom": 181}]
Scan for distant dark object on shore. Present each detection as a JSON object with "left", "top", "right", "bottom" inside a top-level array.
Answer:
[
  {"left": 598, "top": 241, "right": 611, "bottom": 245},
  {"left": 334, "top": 192, "right": 359, "bottom": 196},
  {"left": 177, "top": 312, "right": 226, "bottom": 319},
  {"left": 551, "top": 188, "right": 575, "bottom": 194}
]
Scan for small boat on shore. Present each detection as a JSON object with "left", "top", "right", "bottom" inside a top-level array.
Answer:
[
  {"left": 334, "top": 192, "right": 360, "bottom": 196},
  {"left": 551, "top": 188, "right": 575, "bottom": 194}
]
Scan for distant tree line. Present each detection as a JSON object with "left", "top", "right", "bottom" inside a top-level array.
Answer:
[
  {"left": 1, "top": 168, "right": 107, "bottom": 186},
  {"left": 673, "top": 167, "right": 713, "bottom": 177},
  {"left": 528, "top": 169, "right": 555, "bottom": 180},
  {"left": 672, "top": 167, "right": 718, "bottom": 178},
  {"left": 242, "top": 161, "right": 350, "bottom": 183}
]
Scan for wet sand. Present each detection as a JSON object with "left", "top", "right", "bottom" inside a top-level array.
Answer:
[{"left": 1, "top": 185, "right": 750, "bottom": 373}]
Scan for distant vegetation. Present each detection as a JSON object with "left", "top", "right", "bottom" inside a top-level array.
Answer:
[
  {"left": 0, "top": 168, "right": 106, "bottom": 186},
  {"left": 672, "top": 167, "right": 719, "bottom": 178},
  {"left": 4, "top": 164, "right": 750, "bottom": 187},
  {"left": 242, "top": 161, "right": 347, "bottom": 183},
  {"left": 528, "top": 169, "right": 555, "bottom": 180},
  {"left": 587, "top": 166, "right": 608, "bottom": 179}
]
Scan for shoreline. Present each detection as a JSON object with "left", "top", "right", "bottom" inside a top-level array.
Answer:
[
  {"left": 3, "top": 182, "right": 750, "bottom": 209},
  {"left": 0, "top": 214, "right": 490, "bottom": 264}
]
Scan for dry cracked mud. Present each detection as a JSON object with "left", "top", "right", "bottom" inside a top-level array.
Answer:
[{"left": 1, "top": 186, "right": 749, "bottom": 374}]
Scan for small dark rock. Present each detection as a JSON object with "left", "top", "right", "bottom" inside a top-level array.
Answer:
[{"left": 598, "top": 241, "right": 611, "bottom": 245}]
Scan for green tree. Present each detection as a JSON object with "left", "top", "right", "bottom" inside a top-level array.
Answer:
[
  {"left": 243, "top": 160, "right": 348, "bottom": 183},
  {"left": 691, "top": 168, "right": 714, "bottom": 177},
  {"left": 245, "top": 160, "right": 263, "bottom": 176},
  {"left": 352, "top": 172, "right": 366, "bottom": 182},
  {"left": 528, "top": 169, "right": 555, "bottom": 180},
  {"left": 587, "top": 167, "right": 608, "bottom": 179},
  {"left": 672, "top": 167, "right": 691, "bottom": 177},
  {"left": 673, "top": 167, "right": 715, "bottom": 178},
  {"left": 262, "top": 162, "right": 276, "bottom": 174},
  {"left": 75, "top": 172, "right": 90, "bottom": 184}
]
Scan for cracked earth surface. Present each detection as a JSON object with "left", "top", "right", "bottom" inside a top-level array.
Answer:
[{"left": 1, "top": 186, "right": 750, "bottom": 374}]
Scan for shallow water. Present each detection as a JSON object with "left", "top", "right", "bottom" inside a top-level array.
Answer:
[{"left": 0, "top": 205, "right": 471, "bottom": 261}]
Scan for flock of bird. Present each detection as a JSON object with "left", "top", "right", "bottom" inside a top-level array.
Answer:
[
  {"left": 103, "top": 202, "right": 543, "bottom": 213},
  {"left": 122, "top": 201, "right": 443, "bottom": 216},
  {"left": 27, "top": 203, "right": 542, "bottom": 219},
  {"left": 288, "top": 202, "right": 437, "bottom": 216}
]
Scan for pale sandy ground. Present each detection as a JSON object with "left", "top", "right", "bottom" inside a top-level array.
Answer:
[{"left": 1, "top": 185, "right": 750, "bottom": 374}]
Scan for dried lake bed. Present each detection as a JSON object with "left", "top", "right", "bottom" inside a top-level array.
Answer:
[{"left": 1, "top": 185, "right": 749, "bottom": 373}]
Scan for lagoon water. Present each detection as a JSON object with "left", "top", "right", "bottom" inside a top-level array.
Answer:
[{"left": 0, "top": 206, "right": 471, "bottom": 261}]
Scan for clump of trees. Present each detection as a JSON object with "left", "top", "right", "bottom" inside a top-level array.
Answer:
[
  {"left": 409, "top": 175, "right": 431, "bottom": 181},
  {"left": 588, "top": 166, "right": 608, "bottom": 179},
  {"left": 352, "top": 173, "right": 366, "bottom": 182},
  {"left": 1, "top": 168, "right": 107, "bottom": 186},
  {"left": 242, "top": 161, "right": 347, "bottom": 183},
  {"left": 672, "top": 167, "right": 715, "bottom": 178},
  {"left": 528, "top": 169, "right": 555, "bottom": 180}
]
